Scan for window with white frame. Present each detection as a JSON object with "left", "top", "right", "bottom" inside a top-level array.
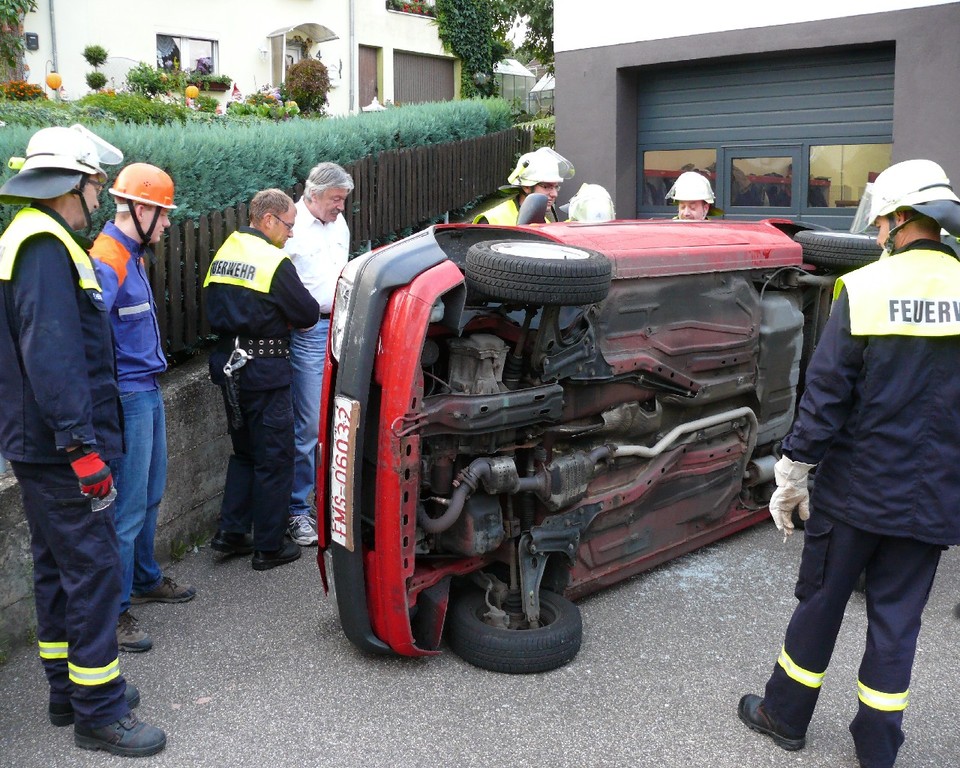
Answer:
[{"left": 157, "top": 35, "right": 218, "bottom": 74}]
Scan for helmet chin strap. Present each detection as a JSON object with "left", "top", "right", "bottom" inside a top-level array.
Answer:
[
  {"left": 118, "top": 202, "right": 162, "bottom": 249},
  {"left": 883, "top": 211, "right": 919, "bottom": 254},
  {"left": 133, "top": 205, "right": 161, "bottom": 246},
  {"left": 71, "top": 176, "right": 95, "bottom": 234}
]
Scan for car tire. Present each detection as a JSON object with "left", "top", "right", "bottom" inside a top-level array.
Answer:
[
  {"left": 448, "top": 588, "right": 583, "bottom": 674},
  {"left": 794, "top": 230, "right": 882, "bottom": 270},
  {"left": 465, "top": 240, "right": 612, "bottom": 306}
]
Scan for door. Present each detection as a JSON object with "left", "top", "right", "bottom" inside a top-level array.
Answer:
[{"left": 359, "top": 45, "right": 379, "bottom": 109}]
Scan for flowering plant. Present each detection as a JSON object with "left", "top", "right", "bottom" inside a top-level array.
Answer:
[
  {"left": 385, "top": 0, "right": 435, "bottom": 17},
  {"left": 2, "top": 80, "right": 46, "bottom": 101}
]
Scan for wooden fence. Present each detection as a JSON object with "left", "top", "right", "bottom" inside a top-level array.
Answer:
[{"left": 151, "top": 126, "right": 532, "bottom": 360}]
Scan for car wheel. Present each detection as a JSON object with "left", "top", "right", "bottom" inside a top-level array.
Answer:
[
  {"left": 465, "top": 240, "right": 612, "bottom": 305},
  {"left": 794, "top": 230, "right": 882, "bottom": 270},
  {"left": 448, "top": 588, "right": 583, "bottom": 674}
]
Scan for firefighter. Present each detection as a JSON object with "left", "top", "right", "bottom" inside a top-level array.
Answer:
[
  {"left": 665, "top": 170, "right": 722, "bottom": 220},
  {"left": 563, "top": 182, "right": 616, "bottom": 222},
  {"left": 738, "top": 159, "right": 960, "bottom": 768},
  {"left": 90, "top": 163, "right": 196, "bottom": 655},
  {"left": 0, "top": 125, "right": 166, "bottom": 756},
  {"left": 204, "top": 189, "right": 320, "bottom": 570},
  {"left": 474, "top": 146, "right": 574, "bottom": 224}
]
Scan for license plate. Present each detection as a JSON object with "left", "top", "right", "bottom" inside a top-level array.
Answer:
[{"left": 330, "top": 395, "right": 360, "bottom": 551}]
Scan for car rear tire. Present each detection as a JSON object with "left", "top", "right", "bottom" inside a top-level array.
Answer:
[
  {"left": 448, "top": 588, "right": 583, "bottom": 674},
  {"left": 465, "top": 240, "right": 612, "bottom": 305},
  {"left": 794, "top": 230, "right": 882, "bottom": 270}
]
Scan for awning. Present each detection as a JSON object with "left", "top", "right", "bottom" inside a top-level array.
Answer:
[{"left": 267, "top": 22, "right": 338, "bottom": 44}]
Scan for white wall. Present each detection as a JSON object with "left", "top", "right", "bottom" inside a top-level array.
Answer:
[
  {"left": 22, "top": 0, "right": 451, "bottom": 115},
  {"left": 555, "top": 0, "right": 960, "bottom": 51}
]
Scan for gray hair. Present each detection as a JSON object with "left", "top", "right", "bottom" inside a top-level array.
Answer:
[{"left": 303, "top": 162, "right": 354, "bottom": 201}]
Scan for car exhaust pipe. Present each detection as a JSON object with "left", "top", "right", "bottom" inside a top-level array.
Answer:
[{"left": 418, "top": 407, "right": 760, "bottom": 535}]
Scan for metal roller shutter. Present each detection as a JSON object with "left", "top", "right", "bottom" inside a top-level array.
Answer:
[{"left": 636, "top": 46, "right": 894, "bottom": 226}]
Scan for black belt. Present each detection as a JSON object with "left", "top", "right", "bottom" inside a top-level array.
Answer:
[
  {"left": 320, "top": 312, "right": 331, "bottom": 320},
  {"left": 236, "top": 336, "right": 290, "bottom": 358}
]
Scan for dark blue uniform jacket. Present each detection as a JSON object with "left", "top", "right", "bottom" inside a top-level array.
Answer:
[
  {"left": 0, "top": 206, "right": 122, "bottom": 463},
  {"left": 205, "top": 227, "right": 319, "bottom": 391},
  {"left": 783, "top": 240, "right": 960, "bottom": 546}
]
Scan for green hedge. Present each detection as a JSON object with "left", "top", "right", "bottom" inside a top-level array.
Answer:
[{"left": 0, "top": 98, "right": 514, "bottom": 229}]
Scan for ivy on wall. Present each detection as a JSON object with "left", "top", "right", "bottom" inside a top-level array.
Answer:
[
  {"left": 434, "top": 0, "right": 509, "bottom": 98},
  {"left": 0, "top": 0, "right": 37, "bottom": 80}
]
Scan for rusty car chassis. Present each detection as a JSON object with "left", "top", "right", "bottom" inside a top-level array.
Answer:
[{"left": 315, "top": 218, "right": 857, "bottom": 673}]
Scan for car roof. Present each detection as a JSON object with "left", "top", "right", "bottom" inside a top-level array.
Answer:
[{"left": 442, "top": 219, "right": 803, "bottom": 278}]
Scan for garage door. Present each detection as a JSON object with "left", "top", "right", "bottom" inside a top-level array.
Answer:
[
  {"left": 636, "top": 46, "right": 894, "bottom": 227},
  {"left": 394, "top": 51, "right": 454, "bottom": 105}
]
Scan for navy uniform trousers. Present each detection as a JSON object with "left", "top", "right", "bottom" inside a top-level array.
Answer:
[
  {"left": 12, "top": 461, "right": 129, "bottom": 728},
  {"left": 763, "top": 510, "right": 942, "bottom": 768},
  {"left": 218, "top": 385, "right": 295, "bottom": 551}
]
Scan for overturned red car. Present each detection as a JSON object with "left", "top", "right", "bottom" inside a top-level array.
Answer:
[{"left": 315, "top": 217, "right": 871, "bottom": 673}]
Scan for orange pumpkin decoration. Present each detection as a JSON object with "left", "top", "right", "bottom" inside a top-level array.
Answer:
[
  {"left": 185, "top": 85, "right": 200, "bottom": 99},
  {"left": 45, "top": 72, "right": 62, "bottom": 90}
]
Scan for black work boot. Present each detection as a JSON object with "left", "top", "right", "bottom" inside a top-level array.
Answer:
[
  {"left": 738, "top": 694, "right": 806, "bottom": 751},
  {"left": 210, "top": 530, "right": 254, "bottom": 556},
  {"left": 49, "top": 681, "right": 141, "bottom": 727},
  {"left": 74, "top": 712, "right": 166, "bottom": 757},
  {"left": 252, "top": 539, "right": 301, "bottom": 571}
]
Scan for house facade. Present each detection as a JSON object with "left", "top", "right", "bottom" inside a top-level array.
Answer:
[
  {"left": 22, "top": 0, "right": 457, "bottom": 114},
  {"left": 554, "top": 0, "right": 960, "bottom": 228}
]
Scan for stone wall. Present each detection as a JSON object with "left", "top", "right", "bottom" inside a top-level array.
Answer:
[{"left": 0, "top": 355, "right": 230, "bottom": 653}]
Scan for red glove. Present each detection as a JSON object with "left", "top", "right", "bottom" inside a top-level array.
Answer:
[{"left": 69, "top": 448, "right": 113, "bottom": 499}]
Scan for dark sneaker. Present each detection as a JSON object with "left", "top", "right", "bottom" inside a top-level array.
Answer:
[
  {"left": 117, "top": 611, "right": 153, "bottom": 653},
  {"left": 131, "top": 575, "right": 197, "bottom": 604},
  {"left": 288, "top": 515, "right": 318, "bottom": 546},
  {"left": 75, "top": 712, "right": 166, "bottom": 757},
  {"left": 50, "top": 682, "right": 141, "bottom": 727},
  {"left": 738, "top": 694, "right": 806, "bottom": 751},
  {"left": 210, "top": 529, "right": 254, "bottom": 556},
  {"left": 252, "top": 540, "right": 302, "bottom": 571}
]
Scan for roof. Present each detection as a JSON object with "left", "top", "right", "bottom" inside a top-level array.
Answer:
[
  {"left": 530, "top": 73, "right": 555, "bottom": 94},
  {"left": 494, "top": 59, "right": 535, "bottom": 78}
]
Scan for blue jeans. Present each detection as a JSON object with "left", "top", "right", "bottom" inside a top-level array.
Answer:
[
  {"left": 110, "top": 388, "right": 166, "bottom": 614},
  {"left": 289, "top": 321, "right": 328, "bottom": 518}
]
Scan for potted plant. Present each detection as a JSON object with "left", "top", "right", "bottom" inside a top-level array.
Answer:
[{"left": 191, "top": 73, "right": 232, "bottom": 92}]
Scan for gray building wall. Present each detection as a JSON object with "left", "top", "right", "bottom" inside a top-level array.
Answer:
[
  {"left": 0, "top": 356, "right": 230, "bottom": 654},
  {"left": 555, "top": 4, "right": 960, "bottom": 216}
]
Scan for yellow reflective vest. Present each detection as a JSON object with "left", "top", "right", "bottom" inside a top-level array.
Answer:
[
  {"left": 835, "top": 246, "right": 960, "bottom": 337},
  {"left": 0, "top": 207, "right": 101, "bottom": 290},
  {"left": 474, "top": 197, "right": 519, "bottom": 225},
  {"left": 203, "top": 231, "right": 287, "bottom": 293}
]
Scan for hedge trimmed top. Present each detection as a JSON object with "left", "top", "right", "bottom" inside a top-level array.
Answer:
[{"left": 0, "top": 98, "right": 513, "bottom": 230}]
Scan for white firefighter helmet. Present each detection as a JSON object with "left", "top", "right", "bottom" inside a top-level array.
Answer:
[
  {"left": 507, "top": 147, "right": 575, "bottom": 188},
  {"left": 0, "top": 124, "right": 123, "bottom": 203},
  {"left": 864, "top": 159, "right": 960, "bottom": 235},
  {"left": 665, "top": 171, "right": 716, "bottom": 204},
  {"left": 564, "top": 183, "right": 615, "bottom": 222}
]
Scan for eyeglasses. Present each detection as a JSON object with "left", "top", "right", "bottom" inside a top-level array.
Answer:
[
  {"left": 273, "top": 214, "right": 295, "bottom": 232},
  {"left": 87, "top": 179, "right": 105, "bottom": 194},
  {"left": 535, "top": 182, "right": 560, "bottom": 191}
]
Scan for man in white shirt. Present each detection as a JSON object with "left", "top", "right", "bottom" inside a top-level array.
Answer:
[{"left": 283, "top": 162, "right": 354, "bottom": 545}]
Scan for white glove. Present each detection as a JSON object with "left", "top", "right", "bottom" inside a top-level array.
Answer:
[{"left": 768, "top": 455, "right": 816, "bottom": 538}]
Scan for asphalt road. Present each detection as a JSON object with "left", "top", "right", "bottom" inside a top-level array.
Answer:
[{"left": 1, "top": 520, "right": 957, "bottom": 768}]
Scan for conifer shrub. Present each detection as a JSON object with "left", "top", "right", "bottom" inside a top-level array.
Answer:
[{"left": 0, "top": 97, "right": 516, "bottom": 231}]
